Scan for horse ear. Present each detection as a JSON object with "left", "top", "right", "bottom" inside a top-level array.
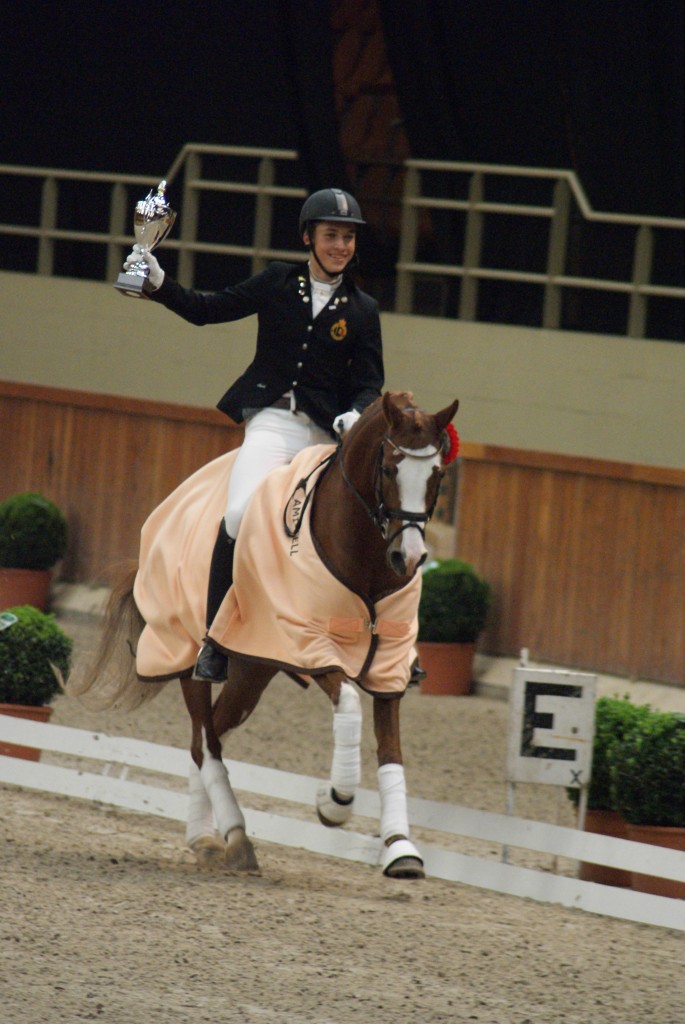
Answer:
[
  {"left": 382, "top": 391, "right": 406, "bottom": 429},
  {"left": 434, "top": 399, "right": 460, "bottom": 432}
]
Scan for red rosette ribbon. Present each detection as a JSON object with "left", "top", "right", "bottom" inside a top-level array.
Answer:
[{"left": 441, "top": 423, "right": 460, "bottom": 465}]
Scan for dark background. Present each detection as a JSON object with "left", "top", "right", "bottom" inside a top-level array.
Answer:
[{"left": 2, "top": 1, "right": 683, "bottom": 336}]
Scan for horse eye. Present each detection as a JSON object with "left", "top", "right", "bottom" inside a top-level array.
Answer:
[{"left": 382, "top": 465, "right": 396, "bottom": 479}]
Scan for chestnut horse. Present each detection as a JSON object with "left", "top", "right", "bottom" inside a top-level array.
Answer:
[{"left": 68, "top": 391, "right": 459, "bottom": 879}]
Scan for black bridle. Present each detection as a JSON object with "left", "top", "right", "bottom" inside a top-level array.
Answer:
[
  {"left": 338, "top": 434, "right": 443, "bottom": 544},
  {"left": 283, "top": 431, "right": 444, "bottom": 543}
]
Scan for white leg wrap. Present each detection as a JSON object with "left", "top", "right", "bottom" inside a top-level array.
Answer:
[
  {"left": 316, "top": 681, "right": 361, "bottom": 825},
  {"left": 200, "top": 754, "right": 245, "bottom": 841},
  {"left": 330, "top": 682, "right": 362, "bottom": 799},
  {"left": 316, "top": 784, "right": 355, "bottom": 825},
  {"left": 378, "top": 763, "right": 410, "bottom": 843},
  {"left": 378, "top": 764, "right": 423, "bottom": 874},
  {"left": 185, "top": 760, "right": 216, "bottom": 846}
]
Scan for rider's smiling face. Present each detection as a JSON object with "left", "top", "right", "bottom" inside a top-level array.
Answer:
[{"left": 305, "top": 221, "right": 357, "bottom": 280}]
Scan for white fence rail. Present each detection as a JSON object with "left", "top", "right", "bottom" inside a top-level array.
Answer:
[{"left": 1, "top": 715, "right": 684, "bottom": 932}]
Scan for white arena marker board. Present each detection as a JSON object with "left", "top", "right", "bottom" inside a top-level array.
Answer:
[
  {"left": 1, "top": 716, "right": 685, "bottom": 933},
  {"left": 506, "top": 668, "right": 597, "bottom": 788}
]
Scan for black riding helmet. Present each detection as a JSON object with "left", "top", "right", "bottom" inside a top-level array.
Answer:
[
  {"left": 300, "top": 188, "right": 365, "bottom": 275},
  {"left": 299, "top": 188, "right": 365, "bottom": 240}
]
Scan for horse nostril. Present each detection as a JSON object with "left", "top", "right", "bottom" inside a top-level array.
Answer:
[{"left": 387, "top": 550, "right": 406, "bottom": 576}]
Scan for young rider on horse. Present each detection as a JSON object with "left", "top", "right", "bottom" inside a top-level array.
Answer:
[{"left": 123, "top": 188, "right": 384, "bottom": 684}]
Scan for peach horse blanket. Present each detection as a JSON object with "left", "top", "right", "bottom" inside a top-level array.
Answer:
[{"left": 133, "top": 445, "right": 421, "bottom": 695}]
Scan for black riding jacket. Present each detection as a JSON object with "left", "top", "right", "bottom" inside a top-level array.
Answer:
[{"left": 148, "top": 260, "right": 384, "bottom": 436}]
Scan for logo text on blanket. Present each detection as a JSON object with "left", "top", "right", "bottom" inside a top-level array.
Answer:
[{"left": 284, "top": 483, "right": 306, "bottom": 556}]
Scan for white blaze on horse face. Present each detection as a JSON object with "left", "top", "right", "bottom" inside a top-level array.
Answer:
[{"left": 394, "top": 446, "right": 440, "bottom": 572}]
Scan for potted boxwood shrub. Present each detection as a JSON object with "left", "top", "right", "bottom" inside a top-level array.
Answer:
[
  {"left": 0, "top": 492, "right": 68, "bottom": 611},
  {"left": 611, "top": 708, "right": 685, "bottom": 898},
  {"left": 0, "top": 605, "right": 72, "bottom": 760},
  {"left": 567, "top": 695, "right": 651, "bottom": 886},
  {"left": 416, "top": 558, "right": 491, "bottom": 695}
]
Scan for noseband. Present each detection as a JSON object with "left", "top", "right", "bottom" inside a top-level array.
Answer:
[{"left": 339, "top": 434, "right": 442, "bottom": 543}]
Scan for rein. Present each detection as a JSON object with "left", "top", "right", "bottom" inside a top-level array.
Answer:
[
  {"left": 283, "top": 427, "right": 443, "bottom": 544},
  {"left": 283, "top": 447, "right": 338, "bottom": 538}
]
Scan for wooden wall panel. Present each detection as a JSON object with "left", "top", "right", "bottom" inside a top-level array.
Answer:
[
  {"left": 2, "top": 382, "right": 243, "bottom": 583},
  {"left": 3, "top": 382, "right": 684, "bottom": 684},
  {"left": 455, "top": 447, "right": 685, "bottom": 685}
]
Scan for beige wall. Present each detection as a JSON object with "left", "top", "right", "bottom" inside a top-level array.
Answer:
[{"left": 2, "top": 270, "right": 683, "bottom": 468}]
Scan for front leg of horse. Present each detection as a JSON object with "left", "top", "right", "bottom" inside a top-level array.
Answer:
[
  {"left": 315, "top": 674, "right": 362, "bottom": 827},
  {"left": 374, "top": 697, "right": 425, "bottom": 879},
  {"left": 180, "top": 676, "right": 260, "bottom": 874}
]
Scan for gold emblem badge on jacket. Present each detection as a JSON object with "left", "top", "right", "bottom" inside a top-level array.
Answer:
[{"left": 330, "top": 318, "right": 348, "bottom": 341}]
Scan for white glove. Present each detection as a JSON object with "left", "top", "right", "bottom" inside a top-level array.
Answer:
[
  {"left": 333, "top": 409, "right": 361, "bottom": 437},
  {"left": 123, "top": 243, "right": 165, "bottom": 290}
]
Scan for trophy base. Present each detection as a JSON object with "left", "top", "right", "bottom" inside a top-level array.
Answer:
[{"left": 114, "top": 272, "right": 150, "bottom": 298}]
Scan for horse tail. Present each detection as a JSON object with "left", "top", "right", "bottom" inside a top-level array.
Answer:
[{"left": 65, "top": 560, "right": 170, "bottom": 711}]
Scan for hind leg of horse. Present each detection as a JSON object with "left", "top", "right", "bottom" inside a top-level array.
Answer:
[
  {"left": 314, "top": 672, "right": 362, "bottom": 828},
  {"left": 181, "top": 663, "right": 272, "bottom": 873},
  {"left": 374, "top": 697, "right": 424, "bottom": 879},
  {"left": 181, "top": 676, "right": 243, "bottom": 869},
  {"left": 213, "top": 660, "right": 278, "bottom": 869}
]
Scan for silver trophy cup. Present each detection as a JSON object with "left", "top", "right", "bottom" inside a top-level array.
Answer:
[{"left": 114, "top": 180, "right": 176, "bottom": 297}]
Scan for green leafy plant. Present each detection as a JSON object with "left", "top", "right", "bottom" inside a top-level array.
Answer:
[
  {"left": 0, "top": 605, "right": 72, "bottom": 706},
  {"left": 0, "top": 492, "right": 68, "bottom": 571},
  {"left": 567, "top": 695, "right": 652, "bottom": 809},
  {"left": 418, "top": 558, "right": 491, "bottom": 643},
  {"left": 611, "top": 709, "right": 685, "bottom": 827}
]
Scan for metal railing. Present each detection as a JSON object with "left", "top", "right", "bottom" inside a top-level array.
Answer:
[
  {"left": 1, "top": 145, "right": 683, "bottom": 338},
  {"left": 0, "top": 143, "right": 307, "bottom": 287},
  {"left": 163, "top": 143, "right": 307, "bottom": 282},
  {"left": 396, "top": 159, "right": 685, "bottom": 337}
]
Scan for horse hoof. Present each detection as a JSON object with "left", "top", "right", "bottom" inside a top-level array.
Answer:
[
  {"left": 382, "top": 838, "right": 425, "bottom": 879},
  {"left": 316, "top": 806, "right": 346, "bottom": 828},
  {"left": 225, "top": 827, "right": 261, "bottom": 875},
  {"left": 316, "top": 784, "right": 353, "bottom": 827},
  {"left": 384, "top": 856, "right": 425, "bottom": 880},
  {"left": 189, "top": 834, "right": 226, "bottom": 870}
]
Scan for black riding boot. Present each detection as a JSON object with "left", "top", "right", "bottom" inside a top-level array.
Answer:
[{"left": 193, "top": 520, "right": 235, "bottom": 682}]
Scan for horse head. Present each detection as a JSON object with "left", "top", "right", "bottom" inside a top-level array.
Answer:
[{"left": 340, "top": 391, "right": 460, "bottom": 579}]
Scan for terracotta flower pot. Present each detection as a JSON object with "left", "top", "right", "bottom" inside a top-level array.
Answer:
[
  {"left": 0, "top": 567, "right": 51, "bottom": 612},
  {"left": 579, "top": 808, "right": 631, "bottom": 887},
  {"left": 0, "top": 704, "right": 53, "bottom": 761},
  {"left": 626, "top": 823, "right": 685, "bottom": 900},
  {"left": 416, "top": 640, "right": 476, "bottom": 696}
]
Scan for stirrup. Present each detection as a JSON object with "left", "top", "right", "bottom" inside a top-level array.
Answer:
[
  {"left": 408, "top": 657, "right": 427, "bottom": 687},
  {"left": 192, "top": 643, "right": 228, "bottom": 682}
]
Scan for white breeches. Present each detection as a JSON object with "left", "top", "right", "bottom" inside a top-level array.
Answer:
[{"left": 225, "top": 406, "right": 331, "bottom": 538}]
